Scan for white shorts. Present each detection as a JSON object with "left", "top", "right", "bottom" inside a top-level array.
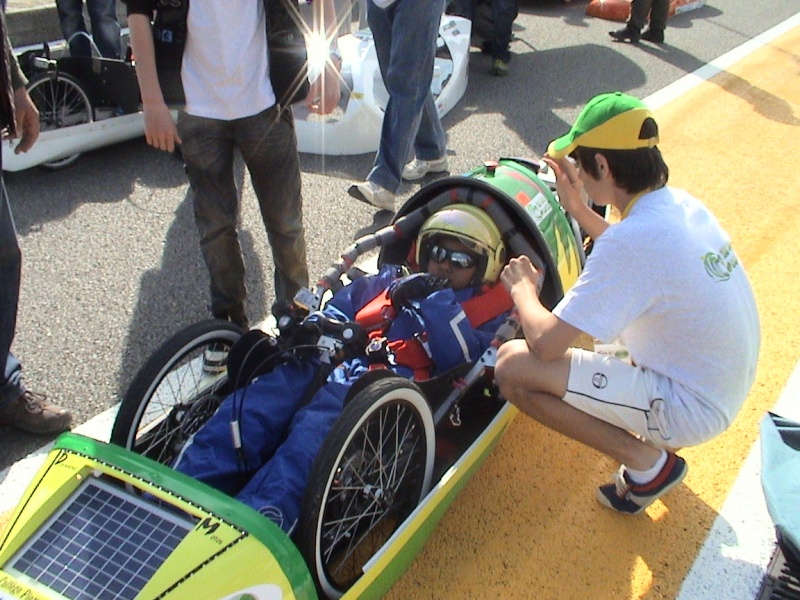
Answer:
[{"left": 563, "top": 349, "right": 726, "bottom": 449}]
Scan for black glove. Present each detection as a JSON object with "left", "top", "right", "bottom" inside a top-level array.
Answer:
[{"left": 388, "top": 273, "right": 449, "bottom": 309}]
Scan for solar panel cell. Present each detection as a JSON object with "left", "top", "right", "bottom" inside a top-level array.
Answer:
[{"left": 7, "top": 478, "right": 194, "bottom": 600}]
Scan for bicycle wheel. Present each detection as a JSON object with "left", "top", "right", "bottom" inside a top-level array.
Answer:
[
  {"left": 297, "top": 378, "right": 435, "bottom": 598},
  {"left": 111, "top": 319, "right": 243, "bottom": 466},
  {"left": 26, "top": 71, "right": 93, "bottom": 170}
]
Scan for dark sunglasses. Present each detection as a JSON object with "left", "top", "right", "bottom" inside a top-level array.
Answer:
[{"left": 428, "top": 244, "right": 478, "bottom": 269}]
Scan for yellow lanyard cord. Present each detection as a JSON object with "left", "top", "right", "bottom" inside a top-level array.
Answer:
[{"left": 620, "top": 189, "right": 653, "bottom": 220}]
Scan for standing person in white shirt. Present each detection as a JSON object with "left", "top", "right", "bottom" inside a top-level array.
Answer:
[
  {"left": 122, "top": 0, "right": 340, "bottom": 328},
  {"left": 495, "top": 92, "right": 760, "bottom": 515}
]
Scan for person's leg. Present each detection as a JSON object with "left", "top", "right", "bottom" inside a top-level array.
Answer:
[
  {"left": 497, "top": 343, "right": 691, "bottom": 510},
  {"left": 173, "top": 358, "right": 317, "bottom": 496},
  {"left": 0, "top": 179, "right": 21, "bottom": 407},
  {"left": 412, "top": 93, "right": 446, "bottom": 162},
  {"left": 235, "top": 381, "right": 347, "bottom": 533},
  {"left": 0, "top": 181, "right": 71, "bottom": 433},
  {"left": 235, "top": 107, "right": 309, "bottom": 306},
  {"left": 490, "top": 0, "right": 517, "bottom": 64},
  {"left": 86, "top": 0, "right": 121, "bottom": 58},
  {"left": 497, "top": 342, "right": 691, "bottom": 511},
  {"left": 365, "top": 0, "right": 445, "bottom": 194},
  {"left": 609, "top": 0, "right": 652, "bottom": 42},
  {"left": 56, "top": 0, "right": 92, "bottom": 57},
  {"left": 627, "top": 0, "right": 654, "bottom": 31},
  {"left": 451, "top": 0, "right": 475, "bottom": 20},
  {"left": 641, "top": 0, "right": 668, "bottom": 42},
  {"left": 495, "top": 340, "right": 665, "bottom": 470},
  {"left": 651, "top": 0, "right": 669, "bottom": 30},
  {"left": 177, "top": 113, "right": 247, "bottom": 327}
]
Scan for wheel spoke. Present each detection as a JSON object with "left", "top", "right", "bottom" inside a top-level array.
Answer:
[{"left": 318, "top": 397, "right": 430, "bottom": 590}]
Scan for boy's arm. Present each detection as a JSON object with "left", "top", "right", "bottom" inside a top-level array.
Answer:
[
  {"left": 4, "top": 29, "right": 39, "bottom": 153},
  {"left": 127, "top": 13, "right": 182, "bottom": 152},
  {"left": 501, "top": 255, "right": 581, "bottom": 361},
  {"left": 305, "top": 0, "right": 341, "bottom": 115}
]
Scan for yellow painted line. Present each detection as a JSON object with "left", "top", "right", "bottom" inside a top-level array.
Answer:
[{"left": 386, "top": 19, "right": 800, "bottom": 600}]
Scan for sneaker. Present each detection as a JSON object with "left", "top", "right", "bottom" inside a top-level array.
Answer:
[
  {"left": 402, "top": 156, "right": 449, "bottom": 181},
  {"left": 641, "top": 28, "right": 665, "bottom": 43},
  {"left": 596, "top": 452, "right": 687, "bottom": 514},
  {"left": 609, "top": 26, "right": 641, "bottom": 43},
  {"left": 490, "top": 58, "right": 509, "bottom": 76},
  {"left": 202, "top": 343, "right": 228, "bottom": 374},
  {"left": 348, "top": 180, "right": 396, "bottom": 211},
  {"left": 0, "top": 391, "right": 72, "bottom": 435}
]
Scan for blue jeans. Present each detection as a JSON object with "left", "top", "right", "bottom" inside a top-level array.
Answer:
[
  {"left": 454, "top": 0, "right": 518, "bottom": 63},
  {"left": 177, "top": 105, "right": 309, "bottom": 319},
  {"left": 367, "top": 0, "right": 447, "bottom": 194},
  {"left": 0, "top": 179, "right": 24, "bottom": 409},
  {"left": 56, "top": 0, "right": 122, "bottom": 59}
]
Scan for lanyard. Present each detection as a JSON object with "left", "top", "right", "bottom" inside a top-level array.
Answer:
[{"left": 620, "top": 188, "right": 654, "bottom": 219}]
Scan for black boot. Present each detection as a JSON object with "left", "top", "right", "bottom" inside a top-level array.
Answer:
[
  {"left": 609, "top": 26, "right": 641, "bottom": 43},
  {"left": 641, "top": 28, "right": 665, "bottom": 43}
]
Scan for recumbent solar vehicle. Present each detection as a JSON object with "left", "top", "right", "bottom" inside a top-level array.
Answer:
[{"left": 0, "top": 158, "right": 584, "bottom": 600}]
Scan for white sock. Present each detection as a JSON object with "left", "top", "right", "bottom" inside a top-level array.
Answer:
[{"left": 626, "top": 450, "right": 668, "bottom": 485}]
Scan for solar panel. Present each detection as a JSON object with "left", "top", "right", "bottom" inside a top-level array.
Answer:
[{"left": 6, "top": 477, "right": 195, "bottom": 600}]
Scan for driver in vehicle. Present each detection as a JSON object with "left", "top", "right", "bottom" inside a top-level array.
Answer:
[{"left": 172, "top": 204, "right": 513, "bottom": 533}]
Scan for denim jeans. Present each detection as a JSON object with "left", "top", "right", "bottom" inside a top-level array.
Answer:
[
  {"left": 629, "top": 0, "right": 669, "bottom": 32},
  {"left": 177, "top": 106, "right": 309, "bottom": 321},
  {"left": 366, "top": 0, "right": 447, "bottom": 194},
  {"left": 0, "top": 179, "right": 24, "bottom": 409},
  {"left": 454, "top": 0, "right": 517, "bottom": 63},
  {"left": 56, "top": 0, "right": 122, "bottom": 59}
]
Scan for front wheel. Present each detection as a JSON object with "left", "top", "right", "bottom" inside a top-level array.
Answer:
[
  {"left": 111, "top": 319, "right": 242, "bottom": 466},
  {"left": 297, "top": 378, "right": 435, "bottom": 599},
  {"left": 26, "top": 71, "right": 94, "bottom": 170}
]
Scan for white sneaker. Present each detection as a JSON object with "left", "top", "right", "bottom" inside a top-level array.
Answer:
[
  {"left": 202, "top": 344, "right": 228, "bottom": 374},
  {"left": 402, "top": 156, "right": 449, "bottom": 181},
  {"left": 348, "top": 180, "right": 396, "bottom": 211}
]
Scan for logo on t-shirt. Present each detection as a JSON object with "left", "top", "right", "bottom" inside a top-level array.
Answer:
[
  {"left": 592, "top": 372, "right": 608, "bottom": 389},
  {"left": 703, "top": 242, "right": 739, "bottom": 282}
]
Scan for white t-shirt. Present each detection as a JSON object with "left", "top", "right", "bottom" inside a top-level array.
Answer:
[
  {"left": 181, "top": 0, "right": 276, "bottom": 119},
  {"left": 554, "top": 187, "right": 760, "bottom": 430}
]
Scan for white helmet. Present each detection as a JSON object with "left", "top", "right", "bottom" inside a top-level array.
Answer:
[{"left": 416, "top": 204, "right": 506, "bottom": 287}]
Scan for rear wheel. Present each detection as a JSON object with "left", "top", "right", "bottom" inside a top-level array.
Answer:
[
  {"left": 26, "top": 71, "right": 93, "bottom": 170},
  {"left": 111, "top": 319, "right": 242, "bottom": 466},
  {"left": 297, "top": 378, "right": 435, "bottom": 598}
]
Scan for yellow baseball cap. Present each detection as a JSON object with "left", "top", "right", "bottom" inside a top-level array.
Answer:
[{"left": 547, "top": 92, "right": 659, "bottom": 159}]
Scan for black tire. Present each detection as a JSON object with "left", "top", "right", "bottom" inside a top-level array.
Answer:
[
  {"left": 26, "top": 71, "right": 93, "bottom": 170},
  {"left": 111, "top": 319, "right": 243, "bottom": 466},
  {"left": 297, "top": 378, "right": 435, "bottom": 598}
]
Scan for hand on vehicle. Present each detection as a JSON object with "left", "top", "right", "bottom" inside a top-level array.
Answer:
[
  {"left": 305, "top": 56, "right": 341, "bottom": 115},
  {"left": 541, "top": 155, "right": 586, "bottom": 216},
  {"left": 12, "top": 87, "right": 40, "bottom": 154},
  {"left": 389, "top": 273, "right": 449, "bottom": 309},
  {"left": 500, "top": 255, "right": 543, "bottom": 301},
  {"left": 142, "top": 101, "right": 181, "bottom": 153}
]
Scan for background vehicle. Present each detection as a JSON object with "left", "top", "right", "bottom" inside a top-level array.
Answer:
[{"left": 1, "top": 13, "right": 471, "bottom": 171}]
